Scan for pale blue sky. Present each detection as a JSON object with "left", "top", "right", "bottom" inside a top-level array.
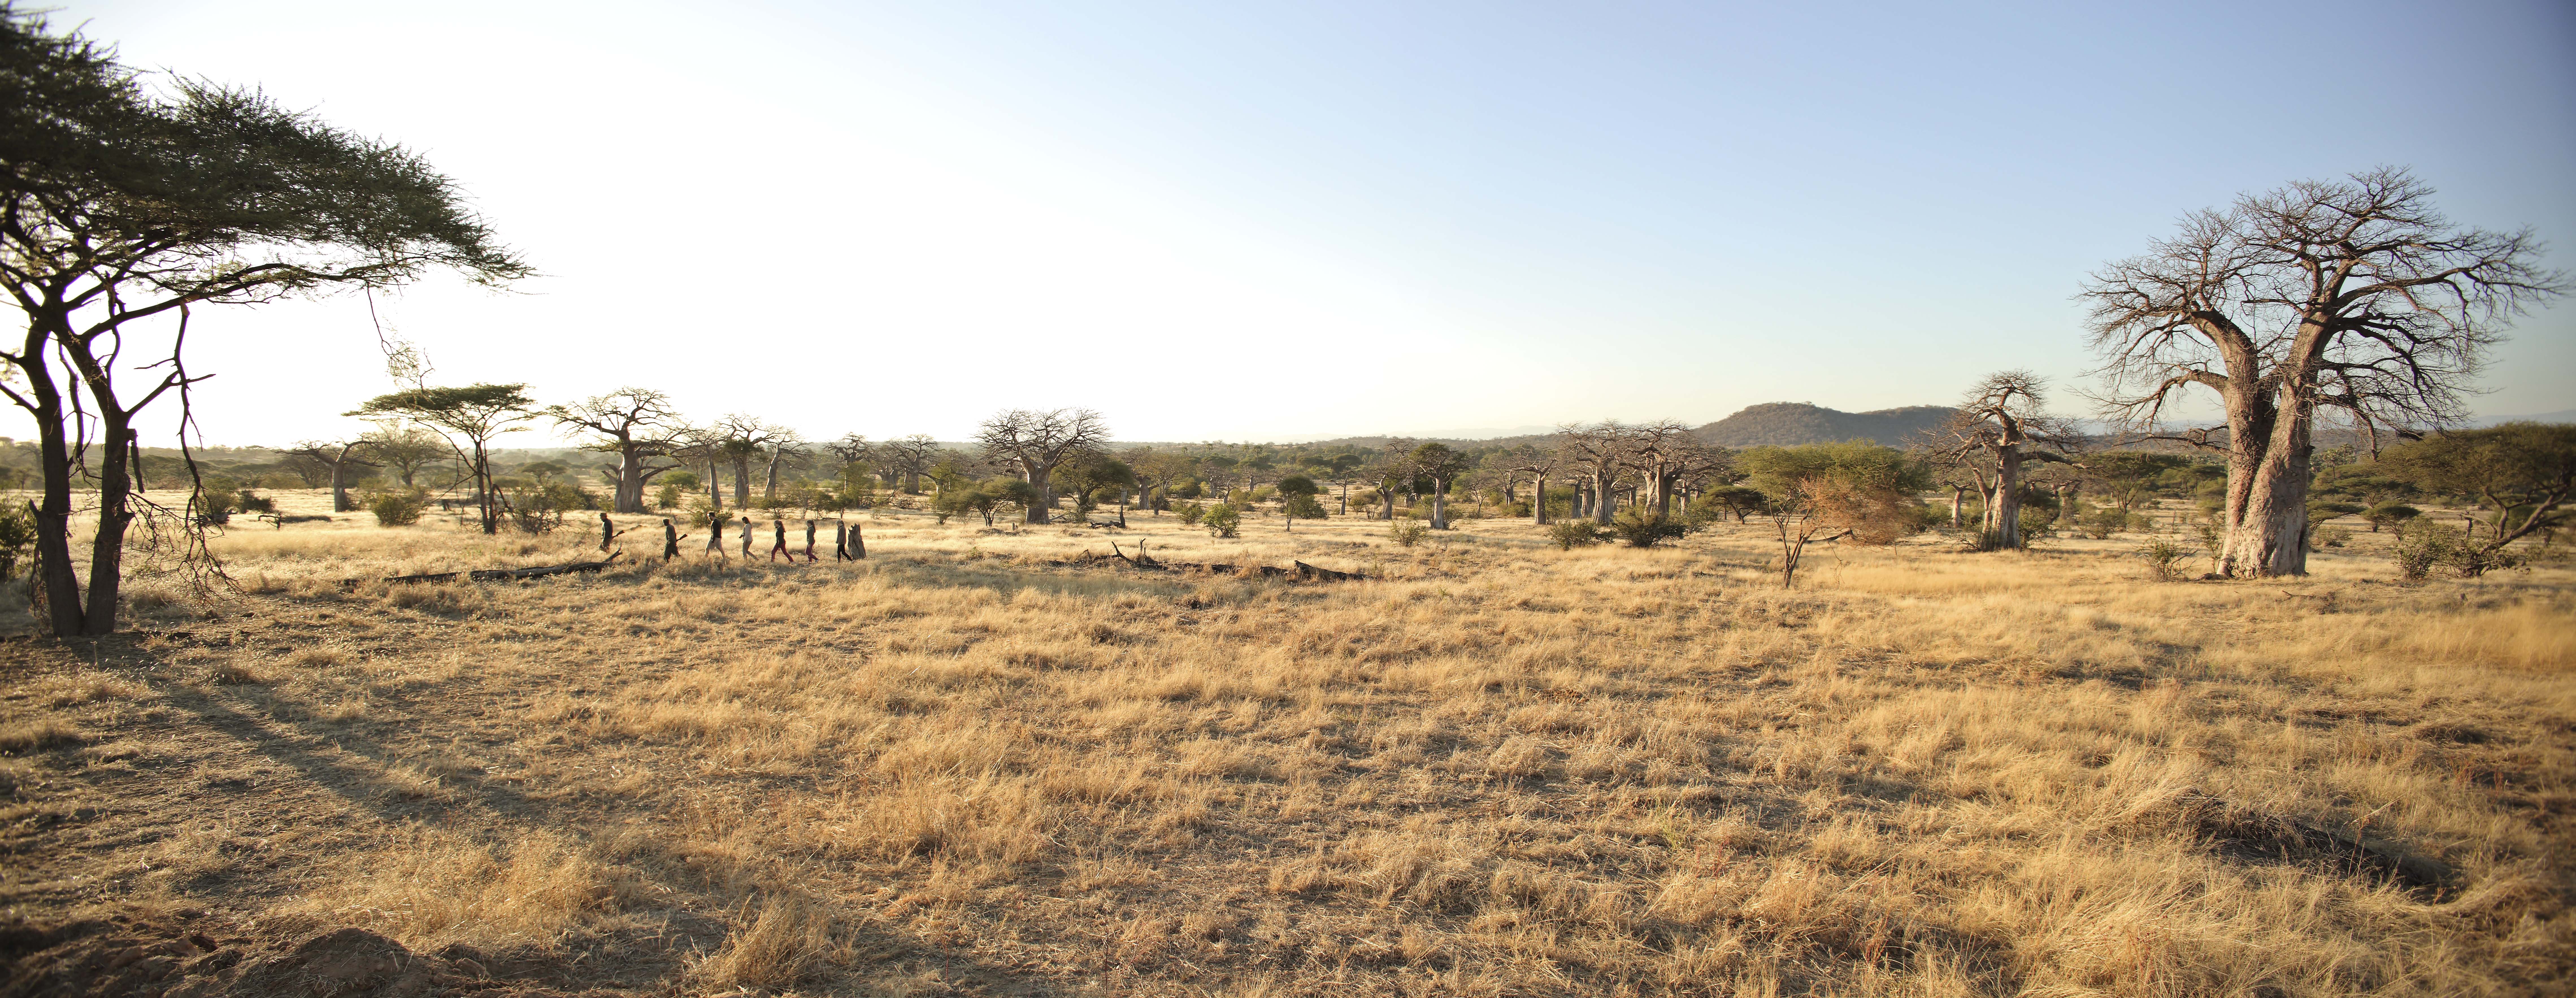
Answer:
[{"left": 36, "top": 0, "right": 2576, "bottom": 445}]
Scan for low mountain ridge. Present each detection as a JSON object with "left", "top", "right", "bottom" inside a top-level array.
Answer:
[{"left": 1694, "top": 402, "right": 1955, "bottom": 447}]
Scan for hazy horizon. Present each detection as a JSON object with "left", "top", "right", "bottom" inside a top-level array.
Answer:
[{"left": 13, "top": 0, "right": 2574, "bottom": 448}]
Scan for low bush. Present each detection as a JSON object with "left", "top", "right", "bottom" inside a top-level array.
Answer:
[
  {"left": 1204, "top": 504, "right": 1242, "bottom": 538},
  {"left": 1608, "top": 511, "right": 1689, "bottom": 548},
  {"left": 1388, "top": 520, "right": 1430, "bottom": 547},
  {"left": 368, "top": 489, "right": 430, "bottom": 527},
  {"left": 1546, "top": 521, "right": 1606, "bottom": 551}
]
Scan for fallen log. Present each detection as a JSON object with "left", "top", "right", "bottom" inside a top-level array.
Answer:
[
  {"left": 1092, "top": 543, "right": 1365, "bottom": 581},
  {"left": 381, "top": 551, "right": 623, "bottom": 585}
]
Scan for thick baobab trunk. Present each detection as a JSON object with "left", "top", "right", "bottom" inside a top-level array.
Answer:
[
  {"left": 706, "top": 456, "right": 724, "bottom": 511},
  {"left": 731, "top": 455, "right": 753, "bottom": 507},
  {"left": 1949, "top": 486, "right": 1966, "bottom": 528},
  {"left": 1026, "top": 466, "right": 1054, "bottom": 524},
  {"left": 2227, "top": 393, "right": 2313, "bottom": 577},
  {"left": 329, "top": 460, "right": 355, "bottom": 512},
  {"left": 1592, "top": 472, "right": 1615, "bottom": 526},
  {"left": 1532, "top": 475, "right": 1550, "bottom": 525},
  {"left": 762, "top": 445, "right": 784, "bottom": 499},
  {"left": 1376, "top": 488, "right": 1396, "bottom": 521},
  {"left": 2214, "top": 383, "right": 2284, "bottom": 577},
  {"left": 611, "top": 445, "right": 645, "bottom": 514},
  {"left": 1430, "top": 483, "right": 1449, "bottom": 530},
  {"left": 1989, "top": 447, "right": 2023, "bottom": 549}
]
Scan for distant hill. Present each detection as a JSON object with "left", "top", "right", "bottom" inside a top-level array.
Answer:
[{"left": 1694, "top": 402, "right": 1955, "bottom": 447}]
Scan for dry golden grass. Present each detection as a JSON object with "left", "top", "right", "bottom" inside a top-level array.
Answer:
[{"left": 0, "top": 492, "right": 2569, "bottom": 995}]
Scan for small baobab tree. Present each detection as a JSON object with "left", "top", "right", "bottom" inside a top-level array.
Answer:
[
  {"left": 288, "top": 438, "right": 378, "bottom": 512},
  {"left": 1928, "top": 371, "right": 2075, "bottom": 550},
  {"left": 1409, "top": 443, "right": 1471, "bottom": 529}
]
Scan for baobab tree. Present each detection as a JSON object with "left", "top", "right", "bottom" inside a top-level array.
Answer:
[
  {"left": 0, "top": 8, "right": 526, "bottom": 634},
  {"left": 546, "top": 387, "right": 689, "bottom": 514},
  {"left": 1507, "top": 444, "right": 1561, "bottom": 525},
  {"left": 976, "top": 408, "right": 1109, "bottom": 524},
  {"left": 1362, "top": 441, "right": 1416, "bottom": 520},
  {"left": 1623, "top": 420, "right": 1727, "bottom": 519},
  {"left": 1123, "top": 448, "right": 1190, "bottom": 515},
  {"left": 288, "top": 439, "right": 378, "bottom": 512},
  {"left": 881, "top": 434, "right": 936, "bottom": 494},
  {"left": 2083, "top": 168, "right": 2565, "bottom": 577},
  {"left": 712, "top": 414, "right": 791, "bottom": 507},
  {"left": 1559, "top": 421, "right": 1631, "bottom": 525},
  {"left": 1410, "top": 442, "right": 1471, "bottom": 529},
  {"left": 1927, "top": 371, "right": 2075, "bottom": 550}
]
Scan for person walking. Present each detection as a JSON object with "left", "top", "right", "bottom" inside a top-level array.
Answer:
[
  {"left": 768, "top": 518, "right": 792, "bottom": 562},
  {"left": 705, "top": 510, "right": 727, "bottom": 559}
]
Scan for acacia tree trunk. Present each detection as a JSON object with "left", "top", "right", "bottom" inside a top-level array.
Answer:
[{"left": 77, "top": 425, "right": 138, "bottom": 634}]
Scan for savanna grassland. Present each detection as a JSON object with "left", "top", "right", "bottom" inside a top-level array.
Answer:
[{"left": 1, "top": 492, "right": 2571, "bottom": 997}]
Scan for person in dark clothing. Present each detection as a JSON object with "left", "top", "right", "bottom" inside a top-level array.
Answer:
[
  {"left": 768, "top": 518, "right": 792, "bottom": 562},
  {"left": 802, "top": 519, "right": 818, "bottom": 561},
  {"left": 705, "top": 510, "right": 727, "bottom": 558},
  {"left": 662, "top": 518, "right": 681, "bottom": 561},
  {"left": 833, "top": 521, "right": 849, "bottom": 561}
]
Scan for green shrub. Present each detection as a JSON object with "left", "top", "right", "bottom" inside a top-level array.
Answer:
[
  {"left": 0, "top": 503, "right": 34, "bottom": 578},
  {"left": 2393, "top": 521, "right": 2461, "bottom": 581},
  {"left": 1388, "top": 520, "right": 1429, "bottom": 547},
  {"left": 1284, "top": 494, "right": 1328, "bottom": 519},
  {"left": 367, "top": 490, "right": 429, "bottom": 527},
  {"left": 1545, "top": 521, "right": 1605, "bottom": 551},
  {"left": 1178, "top": 502, "right": 1207, "bottom": 526},
  {"left": 2136, "top": 537, "right": 2192, "bottom": 581},
  {"left": 1204, "top": 503, "right": 1241, "bottom": 538},
  {"left": 1608, "top": 511, "right": 1689, "bottom": 548}
]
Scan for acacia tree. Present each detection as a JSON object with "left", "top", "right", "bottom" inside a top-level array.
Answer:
[
  {"left": 1928, "top": 371, "right": 2075, "bottom": 550},
  {"left": 2084, "top": 168, "right": 2564, "bottom": 577},
  {"left": 976, "top": 407, "right": 1109, "bottom": 524},
  {"left": 359, "top": 422, "right": 448, "bottom": 487},
  {"left": 352, "top": 384, "right": 536, "bottom": 534},
  {"left": 546, "top": 387, "right": 688, "bottom": 514},
  {"left": 0, "top": 9, "right": 526, "bottom": 634},
  {"left": 2379, "top": 422, "right": 2576, "bottom": 573},
  {"left": 1740, "top": 443, "right": 1927, "bottom": 587},
  {"left": 288, "top": 438, "right": 377, "bottom": 512}
]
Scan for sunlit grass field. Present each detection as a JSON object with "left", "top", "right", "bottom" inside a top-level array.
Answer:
[{"left": 1, "top": 490, "right": 2569, "bottom": 996}]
